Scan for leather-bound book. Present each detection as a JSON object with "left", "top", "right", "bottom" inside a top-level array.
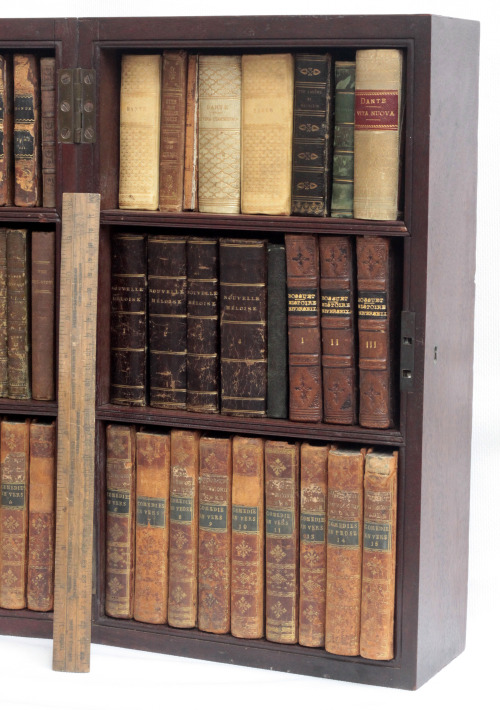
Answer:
[
  {"left": 298, "top": 442, "right": 328, "bottom": 647},
  {"left": 0, "top": 228, "right": 7, "bottom": 396},
  {"left": 285, "top": 233, "right": 322, "bottom": 422},
  {"left": 267, "top": 242, "right": 288, "bottom": 419},
  {"left": 320, "top": 236, "right": 357, "bottom": 424},
  {"left": 119, "top": 55, "right": 161, "bottom": 210},
  {"left": 0, "top": 419, "right": 30, "bottom": 609},
  {"left": 183, "top": 55, "right": 199, "bottom": 211},
  {"left": 265, "top": 439, "right": 299, "bottom": 644},
  {"left": 186, "top": 236, "right": 219, "bottom": 413},
  {"left": 331, "top": 61, "right": 356, "bottom": 218},
  {"left": 231, "top": 435, "right": 264, "bottom": 639},
  {"left": 13, "top": 55, "right": 40, "bottom": 207},
  {"left": 325, "top": 447, "right": 365, "bottom": 656},
  {"left": 134, "top": 430, "right": 170, "bottom": 624},
  {"left": 40, "top": 57, "right": 56, "bottom": 208},
  {"left": 31, "top": 231, "right": 55, "bottom": 400},
  {"left": 198, "top": 55, "right": 241, "bottom": 214},
  {"left": 159, "top": 51, "right": 187, "bottom": 212},
  {"left": 220, "top": 238, "right": 267, "bottom": 417},
  {"left": 105, "top": 424, "right": 136, "bottom": 619},
  {"left": 198, "top": 435, "right": 232, "bottom": 634},
  {"left": 241, "top": 53, "right": 294, "bottom": 215},
  {"left": 27, "top": 420, "right": 56, "bottom": 612},
  {"left": 0, "top": 55, "right": 13, "bottom": 206},
  {"left": 360, "top": 450, "right": 398, "bottom": 660},
  {"left": 291, "top": 53, "right": 333, "bottom": 217},
  {"left": 353, "top": 49, "right": 403, "bottom": 220},
  {"left": 110, "top": 233, "right": 147, "bottom": 406},
  {"left": 168, "top": 428, "right": 200, "bottom": 629},
  {"left": 7, "top": 228, "right": 30, "bottom": 399},
  {"left": 148, "top": 235, "right": 187, "bottom": 409}
]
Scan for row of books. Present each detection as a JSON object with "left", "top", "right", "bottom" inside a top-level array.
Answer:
[
  {"left": 0, "top": 55, "right": 56, "bottom": 208},
  {"left": 119, "top": 49, "right": 403, "bottom": 220},
  {"left": 0, "top": 418, "right": 56, "bottom": 612},
  {"left": 0, "top": 228, "right": 55, "bottom": 401},
  {"left": 105, "top": 424, "right": 398, "bottom": 660},
  {"left": 110, "top": 232, "right": 398, "bottom": 429}
]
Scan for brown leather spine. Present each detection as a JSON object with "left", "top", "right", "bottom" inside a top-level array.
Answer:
[
  {"left": 265, "top": 440, "right": 299, "bottom": 644},
  {"left": 0, "top": 419, "right": 30, "bottom": 609},
  {"left": 13, "top": 55, "right": 40, "bottom": 207},
  {"left": 231, "top": 436, "right": 264, "bottom": 639},
  {"left": 198, "top": 435, "right": 232, "bottom": 634},
  {"left": 320, "top": 236, "right": 357, "bottom": 424},
  {"left": 27, "top": 420, "right": 55, "bottom": 612},
  {"left": 325, "top": 447, "right": 365, "bottom": 656},
  {"left": 40, "top": 58, "right": 56, "bottom": 208},
  {"left": 0, "top": 55, "right": 13, "bottom": 206},
  {"left": 0, "top": 228, "right": 7, "bottom": 396},
  {"left": 159, "top": 51, "right": 187, "bottom": 212},
  {"left": 31, "top": 231, "right": 55, "bottom": 400},
  {"left": 168, "top": 428, "right": 200, "bottom": 628},
  {"left": 298, "top": 442, "right": 328, "bottom": 647},
  {"left": 148, "top": 235, "right": 187, "bottom": 409},
  {"left": 360, "top": 450, "right": 398, "bottom": 660},
  {"left": 134, "top": 430, "right": 170, "bottom": 624},
  {"left": 7, "top": 228, "right": 30, "bottom": 399},
  {"left": 186, "top": 236, "right": 219, "bottom": 413},
  {"left": 183, "top": 54, "right": 198, "bottom": 211},
  {"left": 105, "top": 424, "right": 136, "bottom": 619},
  {"left": 285, "top": 233, "right": 322, "bottom": 422}
]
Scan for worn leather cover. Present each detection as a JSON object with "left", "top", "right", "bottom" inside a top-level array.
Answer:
[
  {"left": 31, "top": 231, "right": 55, "bottom": 400},
  {"left": 105, "top": 424, "right": 136, "bottom": 619},
  {"left": 267, "top": 243, "right": 288, "bottom": 419},
  {"left": 320, "top": 236, "right": 357, "bottom": 424},
  {"left": 134, "top": 430, "right": 170, "bottom": 624},
  {"left": 265, "top": 440, "right": 299, "bottom": 644},
  {"left": 360, "top": 450, "right": 398, "bottom": 660},
  {"left": 110, "top": 233, "right": 147, "bottom": 406},
  {"left": 183, "top": 55, "right": 199, "bottom": 211},
  {"left": 27, "top": 420, "right": 55, "bottom": 612},
  {"left": 40, "top": 58, "right": 56, "bottom": 208},
  {"left": 7, "top": 228, "right": 30, "bottom": 399},
  {"left": 159, "top": 51, "right": 187, "bottom": 212},
  {"left": 325, "top": 447, "right": 365, "bottom": 656},
  {"left": 14, "top": 55, "right": 40, "bottom": 207},
  {"left": 168, "top": 428, "right": 200, "bottom": 628},
  {"left": 331, "top": 61, "right": 356, "bottom": 218},
  {"left": 285, "top": 233, "right": 322, "bottom": 422},
  {"left": 0, "top": 55, "right": 13, "bottom": 206},
  {"left": 0, "top": 419, "right": 29, "bottom": 609},
  {"left": 0, "top": 228, "right": 7, "bottom": 396},
  {"left": 148, "top": 235, "right": 187, "bottom": 409},
  {"left": 298, "top": 442, "right": 328, "bottom": 647},
  {"left": 231, "top": 435, "right": 264, "bottom": 639}
]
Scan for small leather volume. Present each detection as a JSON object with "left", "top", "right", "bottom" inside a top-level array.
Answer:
[
  {"left": 31, "top": 231, "right": 55, "bottom": 400},
  {"left": 267, "top": 242, "right": 288, "bottom": 419},
  {"left": 14, "top": 55, "right": 41, "bottom": 207},
  {"left": 0, "top": 54, "right": 13, "bottom": 206},
  {"left": 331, "top": 61, "right": 356, "bottom": 218},
  {"left": 183, "top": 54, "right": 199, "bottom": 211},
  {"left": 0, "top": 228, "right": 7, "bottom": 396},
  {"left": 7, "top": 228, "right": 30, "bottom": 399},
  {"left": 40, "top": 57, "right": 56, "bottom": 208}
]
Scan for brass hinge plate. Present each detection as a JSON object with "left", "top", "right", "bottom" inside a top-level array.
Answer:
[{"left": 58, "top": 68, "right": 96, "bottom": 144}]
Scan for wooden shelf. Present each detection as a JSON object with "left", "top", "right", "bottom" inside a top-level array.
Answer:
[{"left": 0, "top": 208, "right": 59, "bottom": 224}]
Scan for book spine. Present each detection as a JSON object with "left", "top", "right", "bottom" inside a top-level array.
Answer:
[
  {"left": 220, "top": 238, "right": 267, "bottom": 417},
  {"left": 331, "top": 61, "right": 356, "bottom": 218},
  {"left": 148, "top": 235, "right": 187, "bottom": 409},
  {"left": 298, "top": 442, "right": 328, "bottom": 647},
  {"left": 13, "top": 55, "right": 40, "bottom": 207},
  {"left": 285, "top": 233, "right": 322, "bottom": 422},
  {"left": 360, "top": 451, "right": 398, "bottom": 660},
  {"left": 241, "top": 53, "right": 294, "bottom": 215},
  {"left": 0, "top": 55, "right": 13, "bottom": 206},
  {"left": 198, "top": 55, "right": 241, "bottom": 214},
  {"left": 7, "top": 228, "right": 30, "bottom": 399},
  {"left": 291, "top": 53, "right": 332, "bottom": 217},
  {"left": 105, "top": 424, "right": 136, "bottom": 619},
  {"left": 325, "top": 447, "right": 365, "bottom": 656},
  {"left": 119, "top": 55, "right": 161, "bottom": 210},
  {"left": 320, "top": 236, "right": 357, "bottom": 424},
  {"left": 231, "top": 436, "right": 264, "bottom": 639},
  {"left": 27, "top": 420, "right": 56, "bottom": 611},
  {"left": 168, "top": 428, "right": 200, "bottom": 628},
  {"left": 267, "top": 243, "right": 288, "bottom": 419},
  {"left": 186, "top": 236, "right": 219, "bottom": 413},
  {"left": 0, "top": 419, "right": 30, "bottom": 609},
  {"left": 40, "top": 57, "right": 56, "bottom": 208},
  {"left": 159, "top": 51, "right": 187, "bottom": 212},
  {"left": 198, "top": 435, "right": 232, "bottom": 634},
  {"left": 265, "top": 440, "right": 299, "bottom": 644},
  {"left": 183, "top": 54, "right": 199, "bottom": 211},
  {"left": 134, "top": 430, "right": 170, "bottom": 624},
  {"left": 0, "top": 228, "right": 7, "bottom": 396},
  {"left": 31, "top": 231, "right": 55, "bottom": 400},
  {"left": 110, "top": 233, "right": 147, "bottom": 406}
]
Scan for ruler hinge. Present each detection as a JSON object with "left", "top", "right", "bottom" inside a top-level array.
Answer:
[{"left": 58, "top": 68, "right": 96, "bottom": 144}]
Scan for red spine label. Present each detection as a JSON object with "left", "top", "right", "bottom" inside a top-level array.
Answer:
[{"left": 355, "top": 90, "right": 398, "bottom": 130}]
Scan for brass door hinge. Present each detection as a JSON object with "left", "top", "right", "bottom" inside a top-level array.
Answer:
[
  {"left": 400, "top": 311, "right": 416, "bottom": 391},
  {"left": 58, "top": 68, "right": 96, "bottom": 144}
]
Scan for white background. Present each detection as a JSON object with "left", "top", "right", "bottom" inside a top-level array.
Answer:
[{"left": 0, "top": 0, "right": 498, "bottom": 707}]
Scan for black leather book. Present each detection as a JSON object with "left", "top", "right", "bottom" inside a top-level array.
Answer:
[{"left": 267, "top": 242, "right": 288, "bottom": 418}]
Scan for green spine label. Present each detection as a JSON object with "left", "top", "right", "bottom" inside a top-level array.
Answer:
[
  {"left": 137, "top": 497, "right": 166, "bottom": 527},
  {"left": 1, "top": 483, "right": 26, "bottom": 509},
  {"left": 363, "top": 522, "right": 391, "bottom": 551},
  {"left": 300, "top": 512, "right": 325, "bottom": 542},
  {"left": 232, "top": 505, "right": 259, "bottom": 533},
  {"left": 266, "top": 508, "right": 294, "bottom": 536},
  {"left": 170, "top": 496, "right": 193, "bottom": 523},
  {"left": 287, "top": 287, "right": 318, "bottom": 316},
  {"left": 328, "top": 519, "right": 360, "bottom": 547},
  {"left": 199, "top": 503, "right": 227, "bottom": 531},
  {"left": 107, "top": 489, "right": 130, "bottom": 515}
]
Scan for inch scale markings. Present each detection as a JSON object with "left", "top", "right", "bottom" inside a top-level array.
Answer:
[{"left": 53, "top": 193, "right": 100, "bottom": 672}]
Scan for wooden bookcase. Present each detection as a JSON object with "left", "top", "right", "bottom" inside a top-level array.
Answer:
[{"left": 0, "top": 14, "right": 479, "bottom": 691}]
